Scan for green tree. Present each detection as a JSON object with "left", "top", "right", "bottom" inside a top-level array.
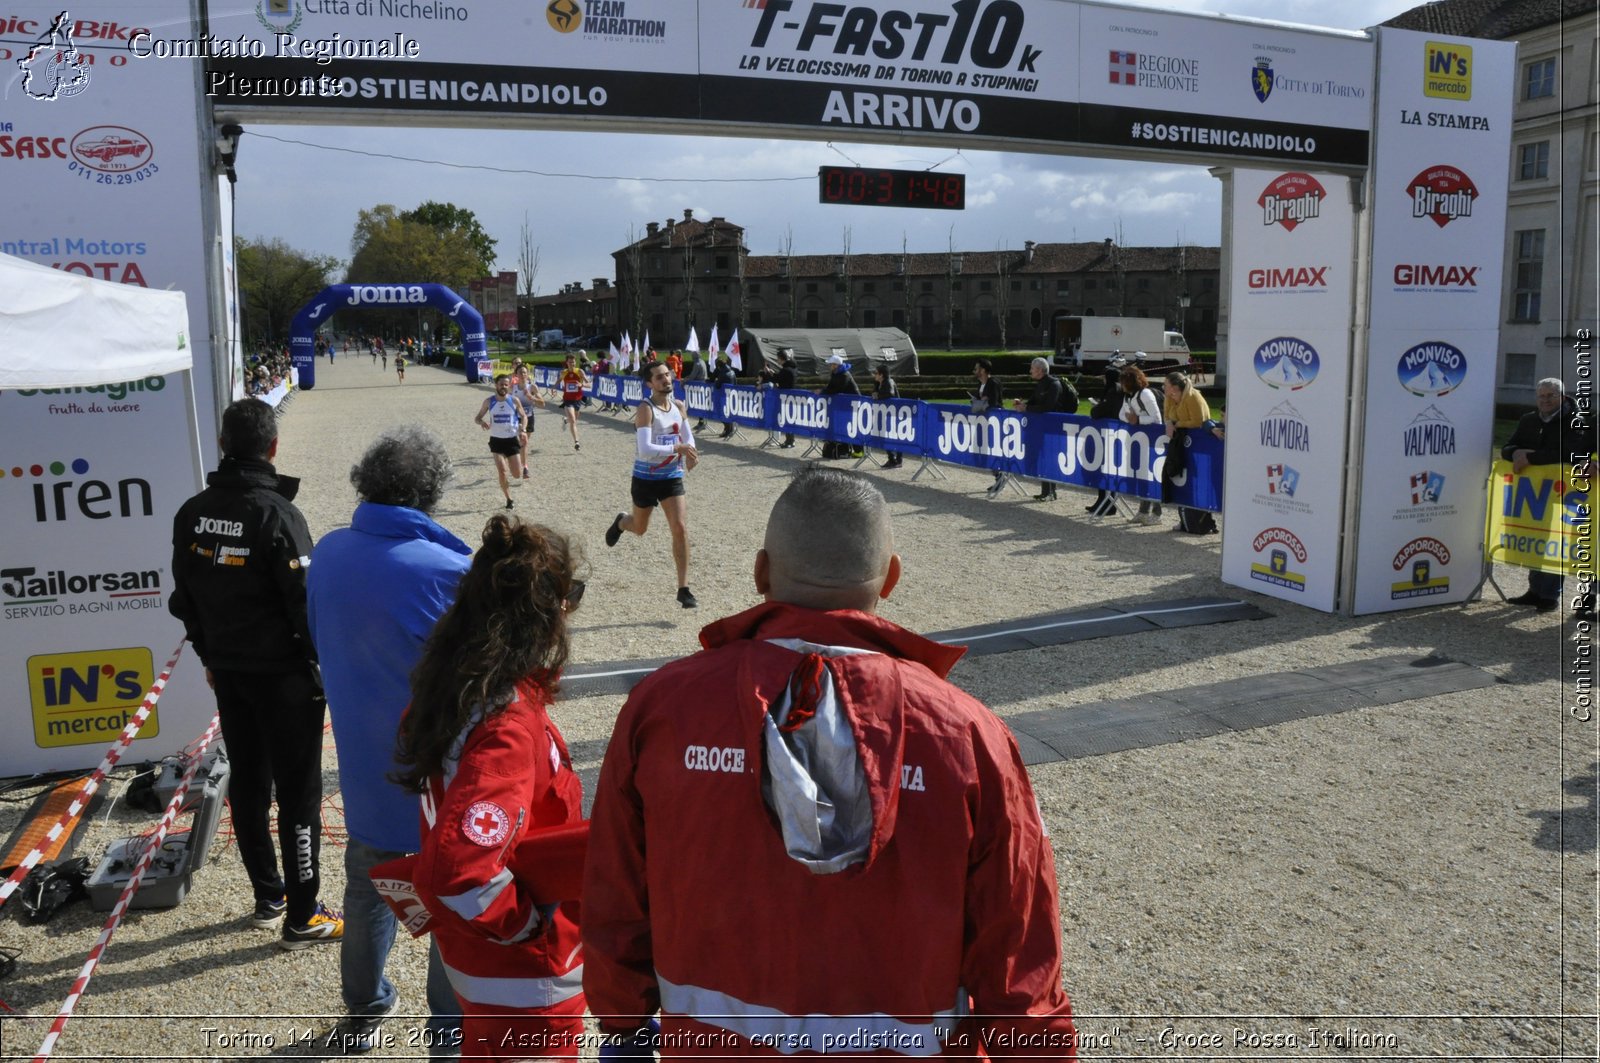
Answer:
[
  {"left": 346, "top": 204, "right": 483, "bottom": 290},
  {"left": 401, "top": 200, "right": 498, "bottom": 277},
  {"left": 235, "top": 236, "right": 337, "bottom": 344}
]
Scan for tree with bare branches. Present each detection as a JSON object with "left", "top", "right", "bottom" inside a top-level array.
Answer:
[
  {"left": 839, "top": 227, "right": 853, "bottom": 327},
  {"left": 995, "top": 241, "right": 1012, "bottom": 350},
  {"left": 518, "top": 213, "right": 540, "bottom": 351}
]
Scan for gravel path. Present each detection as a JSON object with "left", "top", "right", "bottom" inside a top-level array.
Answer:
[{"left": 0, "top": 355, "right": 1591, "bottom": 1060}]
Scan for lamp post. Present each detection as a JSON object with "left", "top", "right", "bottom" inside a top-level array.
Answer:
[{"left": 1177, "top": 290, "right": 1191, "bottom": 336}]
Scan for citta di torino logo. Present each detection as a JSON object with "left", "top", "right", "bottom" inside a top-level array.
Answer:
[
  {"left": 1258, "top": 172, "right": 1325, "bottom": 231},
  {"left": 1408, "top": 166, "right": 1477, "bottom": 227}
]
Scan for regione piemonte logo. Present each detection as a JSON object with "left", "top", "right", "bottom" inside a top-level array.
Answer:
[
  {"left": 1258, "top": 173, "right": 1325, "bottom": 232},
  {"left": 1408, "top": 166, "right": 1477, "bottom": 227},
  {"left": 1253, "top": 336, "right": 1320, "bottom": 390},
  {"left": 1398, "top": 341, "right": 1468, "bottom": 397}
]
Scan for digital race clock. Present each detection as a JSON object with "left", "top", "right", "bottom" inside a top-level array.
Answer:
[{"left": 817, "top": 166, "right": 966, "bottom": 210}]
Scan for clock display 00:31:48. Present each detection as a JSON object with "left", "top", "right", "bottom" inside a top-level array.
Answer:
[{"left": 817, "top": 166, "right": 966, "bottom": 210}]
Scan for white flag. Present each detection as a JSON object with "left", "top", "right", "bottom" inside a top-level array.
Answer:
[
  {"left": 642, "top": 330, "right": 651, "bottom": 360},
  {"left": 685, "top": 326, "right": 700, "bottom": 354},
  {"left": 707, "top": 324, "right": 720, "bottom": 360},
  {"left": 621, "top": 331, "right": 634, "bottom": 371},
  {"left": 726, "top": 326, "right": 743, "bottom": 371},
  {"left": 607, "top": 341, "right": 621, "bottom": 370}
]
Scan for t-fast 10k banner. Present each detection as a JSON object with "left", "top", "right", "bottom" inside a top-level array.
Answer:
[
  {"left": 1, "top": 1, "right": 220, "bottom": 773},
  {"left": 1350, "top": 29, "right": 1515, "bottom": 614},
  {"left": 1219, "top": 168, "right": 1357, "bottom": 612},
  {"left": 201, "top": 0, "right": 1373, "bottom": 168}
]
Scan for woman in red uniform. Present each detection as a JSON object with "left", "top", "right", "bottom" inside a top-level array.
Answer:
[{"left": 396, "top": 515, "right": 586, "bottom": 1060}]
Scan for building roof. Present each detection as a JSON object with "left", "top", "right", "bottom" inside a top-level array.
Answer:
[
  {"left": 741, "top": 242, "right": 1218, "bottom": 281},
  {"left": 1382, "top": 0, "right": 1589, "bottom": 38}
]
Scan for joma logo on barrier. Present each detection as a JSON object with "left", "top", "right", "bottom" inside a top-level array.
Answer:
[
  {"left": 345, "top": 285, "right": 427, "bottom": 306},
  {"left": 1054, "top": 423, "right": 1166, "bottom": 483},
  {"left": 780, "top": 393, "right": 829, "bottom": 429},
  {"left": 935, "top": 411, "right": 1023, "bottom": 459},
  {"left": 846, "top": 401, "right": 916, "bottom": 442},
  {"left": 683, "top": 382, "right": 712, "bottom": 411},
  {"left": 721, "top": 389, "right": 764, "bottom": 420}
]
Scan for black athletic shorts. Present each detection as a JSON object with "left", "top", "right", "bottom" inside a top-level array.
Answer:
[
  {"left": 562, "top": 398, "right": 583, "bottom": 410},
  {"left": 631, "top": 476, "right": 686, "bottom": 509},
  {"left": 489, "top": 434, "right": 520, "bottom": 457}
]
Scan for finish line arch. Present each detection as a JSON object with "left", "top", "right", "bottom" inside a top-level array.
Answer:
[{"left": 289, "top": 283, "right": 490, "bottom": 389}]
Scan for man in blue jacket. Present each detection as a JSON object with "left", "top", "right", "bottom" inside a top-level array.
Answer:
[{"left": 308, "top": 426, "right": 471, "bottom": 1054}]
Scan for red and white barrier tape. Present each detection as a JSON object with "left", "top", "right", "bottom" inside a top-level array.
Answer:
[
  {"left": 0, "top": 641, "right": 185, "bottom": 912},
  {"left": 32, "top": 710, "right": 222, "bottom": 1063}
]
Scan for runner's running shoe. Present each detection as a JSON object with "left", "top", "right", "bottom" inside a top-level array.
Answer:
[
  {"left": 280, "top": 902, "right": 344, "bottom": 951},
  {"left": 677, "top": 587, "right": 699, "bottom": 609}
]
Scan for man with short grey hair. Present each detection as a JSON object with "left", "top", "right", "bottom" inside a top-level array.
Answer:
[
  {"left": 307, "top": 426, "right": 468, "bottom": 1053},
  {"left": 1014, "top": 356, "right": 1068, "bottom": 501},
  {"left": 1501, "top": 378, "right": 1594, "bottom": 614},
  {"left": 584, "top": 466, "right": 1076, "bottom": 1057}
]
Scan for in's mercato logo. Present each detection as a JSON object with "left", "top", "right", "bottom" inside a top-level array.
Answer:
[
  {"left": 1403, "top": 404, "right": 1457, "bottom": 456},
  {"left": 1398, "top": 341, "right": 1468, "bottom": 397},
  {"left": 28, "top": 646, "right": 157, "bottom": 748},
  {"left": 1423, "top": 40, "right": 1471, "bottom": 100},
  {"left": 1, "top": 457, "right": 154, "bottom": 523},
  {"left": 1408, "top": 166, "right": 1477, "bottom": 227},
  {"left": 1253, "top": 336, "right": 1320, "bottom": 390},
  {"left": 1249, "top": 527, "right": 1307, "bottom": 592},
  {"left": 1258, "top": 172, "right": 1324, "bottom": 232},
  {"left": 1258, "top": 400, "right": 1310, "bottom": 452},
  {"left": 1391, "top": 536, "right": 1451, "bottom": 599}
]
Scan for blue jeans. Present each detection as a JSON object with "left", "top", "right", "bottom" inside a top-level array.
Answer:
[{"left": 343, "top": 840, "right": 461, "bottom": 1055}]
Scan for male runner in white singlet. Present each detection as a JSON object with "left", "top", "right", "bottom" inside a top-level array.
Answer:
[
  {"left": 474, "top": 374, "right": 527, "bottom": 509},
  {"left": 604, "top": 361, "right": 700, "bottom": 607}
]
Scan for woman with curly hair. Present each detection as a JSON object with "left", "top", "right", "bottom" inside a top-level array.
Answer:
[{"left": 396, "top": 515, "right": 587, "bottom": 1060}]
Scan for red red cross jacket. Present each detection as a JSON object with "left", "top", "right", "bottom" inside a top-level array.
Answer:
[
  {"left": 414, "top": 678, "right": 585, "bottom": 1010},
  {"left": 582, "top": 602, "right": 1076, "bottom": 1058}
]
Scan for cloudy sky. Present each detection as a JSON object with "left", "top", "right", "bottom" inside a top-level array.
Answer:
[{"left": 233, "top": 0, "right": 1421, "bottom": 290}]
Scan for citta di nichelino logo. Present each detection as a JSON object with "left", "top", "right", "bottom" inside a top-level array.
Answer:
[{"left": 17, "top": 10, "right": 92, "bottom": 101}]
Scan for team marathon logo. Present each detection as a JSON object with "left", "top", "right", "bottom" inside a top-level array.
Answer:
[
  {"left": 1258, "top": 173, "right": 1324, "bottom": 232},
  {"left": 1397, "top": 342, "right": 1467, "bottom": 397},
  {"left": 1253, "top": 336, "right": 1320, "bottom": 391},
  {"left": 17, "top": 11, "right": 91, "bottom": 101},
  {"left": 546, "top": 0, "right": 665, "bottom": 41},
  {"left": 1392, "top": 263, "right": 1479, "bottom": 293},
  {"left": 1391, "top": 536, "right": 1451, "bottom": 599},
  {"left": 1258, "top": 401, "right": 1310, "bottom": 453},
  {"left": 1403, "top": 404, "right": 1456, "bottom": 457},
  {"left": 1408, "top": 166, "right": 1477, "bottom": 227},
  {"left": 1249, "top": 527, "right": 1307, "bottom": 592}
]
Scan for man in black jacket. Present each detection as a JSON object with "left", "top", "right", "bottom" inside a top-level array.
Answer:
[
  {"left": 711, "top": 353, "right": 739, "bottom": 439},
  {"left": 775, "top": 351, "right": 798, "bottom": 448},
  {"left": 1501, "top": 378, "right": 1596, "bottom": 615},
  {"left": 821, "top": 353, "right": 861, "bottom": 459},
  {"left": 1013, "top": 357, "right": 1063, "bottom": 500},
  {"left": 169, "top": 398, "right": 342, "bottom": 949}
]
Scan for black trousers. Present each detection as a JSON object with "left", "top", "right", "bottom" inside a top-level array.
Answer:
[{"left": 212, "top": 667, "right": 326, "bottom": 924}]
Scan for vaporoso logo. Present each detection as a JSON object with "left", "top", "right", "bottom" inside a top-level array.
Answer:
[
  {"left": 1258, "top": 173, "right": 1324, "bottom": 232},
  {"left": 1402, "top": 404, "right": 1456, "bottom": 456},
  {"left": 1249, "top": 527, "right": 1307, "bottom": 592},
  {"left": 1258, "top": 400, "right": 1311, "bottom": 452},
  {"left": 17, "top": 11, "right": 91, "bottom": 101},
  {"left": 70, "top": 126, "right": 152, "bottom": 173},
  {"left": 1253, "top": 336, "right": 1320, "bottom": 390},
  {"left": 1390, "top": 536, "right": 1451, "bottom": 599},
  {"left": 1398, "top": 341, "right": 1467, "bottom": 397},
  {"left": 546, "top": 0, "right": 580, "bottom": 33},
  {"left": 1408, "top": 166, "right": 1476, "bottom": 227},
  {"left": 1250, "top": 57, "right": 1273, "bottom": 102}
]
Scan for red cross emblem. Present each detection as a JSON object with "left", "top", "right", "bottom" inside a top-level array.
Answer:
[{"left": 462, "top": 801, "right": 511, "bottom": 847}]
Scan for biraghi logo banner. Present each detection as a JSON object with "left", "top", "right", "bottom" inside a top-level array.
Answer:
[
  {"left": 1258, "top": 172, "right": 1325, "bottom": 232},
  {"left": 1407, "top": 165, "right": 1476, "bottom": 227}
]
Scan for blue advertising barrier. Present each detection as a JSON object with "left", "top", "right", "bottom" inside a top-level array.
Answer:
[
  {"left": 833, "top": 395, "right": 926, "bottom": 458},
  {"left": 592, "top": 374, "right": 621, "bottom": 404},
  {"left": 288, "top": 283, "right": 487, "bottom": 389},
  {"left": 586, "top": 376, "right": 1224, "bottom": 511}
]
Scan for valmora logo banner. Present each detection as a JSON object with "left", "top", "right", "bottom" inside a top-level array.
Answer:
[{"left": 1486, "top": 460, "right": 1594, "bottom": 578}]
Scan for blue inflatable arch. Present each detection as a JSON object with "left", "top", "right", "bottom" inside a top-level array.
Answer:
[{"left": 288, "top": 283, "right": 490, "bottom": 389}]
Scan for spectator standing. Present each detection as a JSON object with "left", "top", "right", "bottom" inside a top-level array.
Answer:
[
  {"left": 820, "top": 353, "right": 860, "bottom": 459},
  {"left": 306, "top": 427, "right": 468, "bottom": 1053},
  {"left": 1013, "top": 356, "right": 1063, "bottom": 500},
  {"left": 710, "top": 353, "right": 740, "bottom": 440},
  {"left": 1502, "top": 378, "right": 1596, "bottom": 614},
  {"left": 583, "top": 467, "right": 1076, "bottom": 1057},
  {"left": 1161, "top": 371, "right": 1216, "bottom": 534},
  {"left": 1085, "top": 364, "right": 1124, "bottom": 515},
  {"left": 1120, "top": 366, "right": 1164, "bottom": 524},
  {"left": 775, "top": 351, "right": 799, "bottom": 448},
  {"left": 972, "top": 358, "right": 1005, "bottom": 497},
  {"left": 873, "top": 364, "right": 903, "bottom": 469},
  {"left": 396, "top": 517, "right": 588, "bottom": 1060},
  {"left": 666, "top": 349, "right": 684, "bottom": 380},
  {"left": 168, "top": 399, "right": 342, "bottom": 949}
]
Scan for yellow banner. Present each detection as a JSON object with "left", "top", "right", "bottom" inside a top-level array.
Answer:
[{"left": 1485, "top": 460, "right": 1595, "bottom": 576}]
